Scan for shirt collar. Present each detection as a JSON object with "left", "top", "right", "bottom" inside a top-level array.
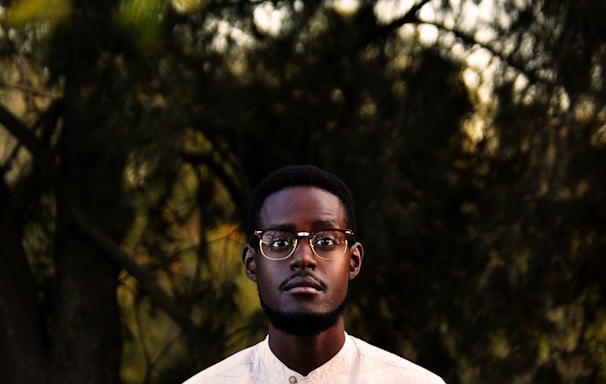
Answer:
[{"left": 259, "top": 333, "right": 354, "bottom": 382}]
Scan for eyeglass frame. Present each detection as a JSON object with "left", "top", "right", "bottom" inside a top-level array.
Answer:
[{"left": 252, "top": 228, "right": 355, "bottom": 260}]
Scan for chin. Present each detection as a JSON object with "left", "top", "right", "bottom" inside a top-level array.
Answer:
[{"left": 259, "top": 288, "right": 350, "bottom": 337}]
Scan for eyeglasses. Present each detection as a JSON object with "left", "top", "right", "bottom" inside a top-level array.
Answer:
[{"left": 253, "top": 228, "right": 354, "bottom": 260}]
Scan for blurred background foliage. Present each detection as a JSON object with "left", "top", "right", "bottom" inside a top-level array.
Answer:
[{"left": 1, "top": 0, "right": 605, "bottom": 383}]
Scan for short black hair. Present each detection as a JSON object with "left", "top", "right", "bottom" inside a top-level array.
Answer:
[{"left": 247, "top": 165, "right": 356, "bottom": 237}]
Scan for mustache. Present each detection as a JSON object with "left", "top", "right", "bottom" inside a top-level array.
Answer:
[{"left": 278, "top": 271, "right": 327, "bottom": 291}]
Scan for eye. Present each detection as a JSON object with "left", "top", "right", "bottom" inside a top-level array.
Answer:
[
  {"left": 269, "top": 238, "right": 292, "bottom": 251},
  {"left": 262, "top": 231, "right": 295, "bottom": 252},
  {"left": 312, "top": 233, "right": 339, "bottom": 250}
]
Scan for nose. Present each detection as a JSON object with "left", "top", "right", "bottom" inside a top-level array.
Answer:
[{"left": 290, "top": 238, "right": 317, "bottom": 270}]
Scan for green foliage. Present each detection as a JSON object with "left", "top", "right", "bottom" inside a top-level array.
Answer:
[
  {"left": 1, "top": 0, "right": 605, "bottom": 383},
  {"left": 119, "top": 0, "right": 167, "bottom": 51},
  {"left": 2, "top": 0, "right": 70, "bottom": 29}
]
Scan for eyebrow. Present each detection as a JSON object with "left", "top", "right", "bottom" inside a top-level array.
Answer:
[{"left": 263, "top": 220, "right": 342, "bottom": 231}]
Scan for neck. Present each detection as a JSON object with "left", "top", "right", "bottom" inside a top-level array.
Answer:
[{"left": 267, "top": 318, "right": 346, "bottom": 376}]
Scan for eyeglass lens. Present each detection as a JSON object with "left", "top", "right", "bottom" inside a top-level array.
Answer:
[{"left": 259, "top": 230, "right": 349, "bottom": 260}]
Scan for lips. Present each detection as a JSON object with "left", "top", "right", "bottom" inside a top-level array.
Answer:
[{"left": 279, "top": 273, "right": 326, "bottom": 292}]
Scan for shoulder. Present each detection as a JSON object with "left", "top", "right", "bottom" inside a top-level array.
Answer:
[
  {"left": 347, "top": 335, "right": 446, "bottom": 384},
  {"left": 182, "top": 341, "right": 262, "bottom": 384}
]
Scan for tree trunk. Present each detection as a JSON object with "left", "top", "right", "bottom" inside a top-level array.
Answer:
[
  {"left": 50, "top": 209, "right": 122, "bottom": 384},
  {"left": 0, "top": 178, "right": 47, "bottom": 384},
  {"left": 46, "top": 56, "right": 128, "bottom": 382}
]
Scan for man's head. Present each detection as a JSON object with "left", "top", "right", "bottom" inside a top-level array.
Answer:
[
  {"left": 243, "top": 165, "right": 364, "bottom": 336},
  {"left": 247, "top": 165, "right": 357, "bottom": 240}
]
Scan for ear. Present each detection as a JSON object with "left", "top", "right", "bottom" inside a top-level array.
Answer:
[
  {"left": 242, "top": 244, "right": 258, "bottom": 282},
  {"left": 348, "top": 242, "right": 364, "bottom": 280}
]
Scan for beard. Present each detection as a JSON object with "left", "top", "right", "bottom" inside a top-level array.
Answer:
[{"left": 258, "top": 282, "right": 350, "bottom": 337}]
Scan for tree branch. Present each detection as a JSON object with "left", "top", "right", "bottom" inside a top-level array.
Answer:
[
  {"left": 350, "top": 0, "right": 557, "bottom": 88},
  {"left": 434, "top": 23, "right": 556, "bottom": 86},
  {"left": 353, "top": 0, "right": 431, "bottom": 49},
  {"left": 0, "top": 103, "right": 42, "bottom": 157},
  {"left": 67, "top": 203, "right": 196, "bottom": 335},
  {"left": 0, "top": 81, "right": 55, "bottom": 98},
  {"left": 181, "top": 150, "right": 244, "bottom": 211},
  {"left": 376, "top": 0, "right": 432, "bottom": 37}
]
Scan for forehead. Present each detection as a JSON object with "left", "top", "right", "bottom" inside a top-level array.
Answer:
[{"left": 259, "top": 186, "right": 346, "bottom": 229}]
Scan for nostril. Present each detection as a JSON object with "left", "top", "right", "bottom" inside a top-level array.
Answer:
[{"left": 290, "top": 256, "right": 315, "bottom": 271}]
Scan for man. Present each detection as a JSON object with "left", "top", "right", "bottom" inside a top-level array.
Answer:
[{"left": 183, "top": 165, "right": 446, "bottom": 383}]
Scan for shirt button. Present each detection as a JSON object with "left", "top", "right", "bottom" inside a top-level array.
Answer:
[{"left": 289, "top": 376, "right": 297, "bottom": 383}]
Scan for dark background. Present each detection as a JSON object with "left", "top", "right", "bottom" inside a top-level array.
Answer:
[{"left": 1, "top": 0, "right": 605, "bottom": 383}]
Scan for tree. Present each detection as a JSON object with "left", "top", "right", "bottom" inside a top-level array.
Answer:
[{"left": 1, "top": 1, "right": 605, "bottom": 383}]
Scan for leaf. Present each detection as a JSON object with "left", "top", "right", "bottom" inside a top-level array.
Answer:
[
  {"left": 171, "top": 0, "right": 208, "bottom": 15},
  {"left": 119, "top": 0, "right": 167, "bottom": 50},
  {"left": 2, "top": 0, "right": 70, "bottom": 28}
]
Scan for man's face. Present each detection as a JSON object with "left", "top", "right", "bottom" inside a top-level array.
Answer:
[{"left": 243, "top": 186, "right": 363, "bottom": 335}]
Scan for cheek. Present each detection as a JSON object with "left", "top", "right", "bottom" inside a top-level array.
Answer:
[
  {"left": 327, "top": 263, "right": 352, "bottom": 292},
  {"left": 256, "top": 262, "right": 282, "bottom": 289},
  {"left": 255, "top": 268, "right": 271, "bottom": 300}
]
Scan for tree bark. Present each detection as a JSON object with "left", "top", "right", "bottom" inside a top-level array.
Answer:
[
  {"left": 0, "top": 177, "right": 47, "bottom": 384},
  {"left": 50, "top": 208, "right": 122, "bottom": 384},
  {"left": 47, "top": 59, "right": 126, "bottom": 383}
]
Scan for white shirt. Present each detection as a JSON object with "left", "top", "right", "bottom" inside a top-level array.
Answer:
[{"left": 183, "top": 333, "right": 446, "bottom": 384}]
